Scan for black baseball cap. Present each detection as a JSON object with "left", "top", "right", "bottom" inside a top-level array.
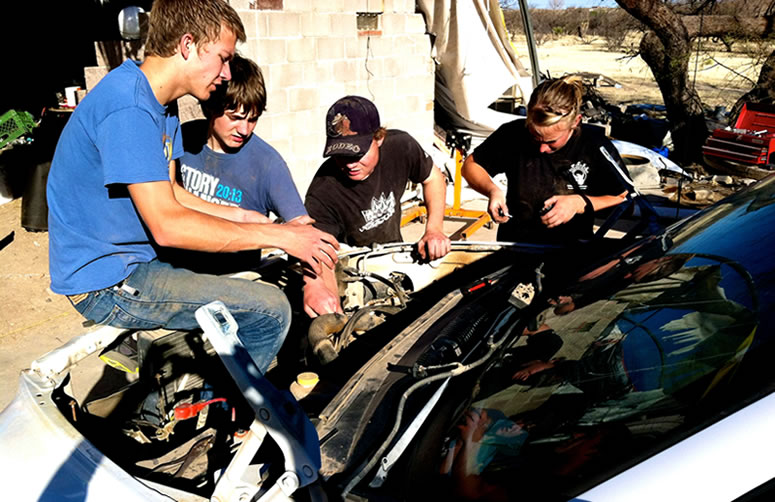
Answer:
[{"left": 323, "top": 96, "right": 381, "bottom": 157}]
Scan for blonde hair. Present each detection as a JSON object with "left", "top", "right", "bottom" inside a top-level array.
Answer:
[
  {"left": 527, "top": 75, "right": 584, "bottom": 128},
  {"left": 145, "top": 0, "right": 246, "bottom": 58}
]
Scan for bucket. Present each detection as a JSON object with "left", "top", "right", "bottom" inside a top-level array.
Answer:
[{"left": 21, "top": 160, "right": 50, "bottom": 231}]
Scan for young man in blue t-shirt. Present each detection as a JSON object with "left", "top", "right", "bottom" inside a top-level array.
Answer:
[{"left": 46, "top": 0, "right": 338, "bottom": 372}]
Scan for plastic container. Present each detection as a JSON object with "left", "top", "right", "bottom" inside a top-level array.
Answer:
[
  {"left": 0, "top": 110, "right": 36, "bottom": 150},
  {"left": 290, "top": 372, "right": 319, "bottom": 401}
]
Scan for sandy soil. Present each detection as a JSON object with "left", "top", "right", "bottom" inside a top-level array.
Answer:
[
  {"left": 0, "top": 198, "right": 97, "bottom": 408},
  {"left": 525, "top": 36, "right": 765, "bottom": 110}
]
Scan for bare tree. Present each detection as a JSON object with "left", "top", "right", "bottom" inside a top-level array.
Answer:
[
  {"left": 613, "top": 0, "right": 775, "bottom": 164},
  {"left": 548, "top": 0, "right": 565, "bottom": 10},
  {"left": 615, "top": 0, "right": 709, "bottom": 165}
]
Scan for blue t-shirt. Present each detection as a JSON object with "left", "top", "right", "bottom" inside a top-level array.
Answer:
[
  {"left": 179, "top": 131, "right": 306, "bottom": 221},
  {"left": 47, "top": 60, "right": 183, "bottom": 295}
]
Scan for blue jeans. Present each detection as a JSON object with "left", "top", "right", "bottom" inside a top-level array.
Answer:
[{"left": 69, "top": 260, "right": 290, "bottom": 373}]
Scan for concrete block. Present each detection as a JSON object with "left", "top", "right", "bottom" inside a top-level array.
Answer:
[
  {"left": 287, "top": 37, "right": 316, "bottom": 62},
  {"left": 339, "top": 14, "right": 361, "bottom": 36},
  {"left": 255, "top": 38, "right": 288, "bottom": 65},
  {"left": 345, "top": 0, "right": 369, "bottom": 12},
  {"left": 254, "top": 119, "right": 272, "bottom": 139},
  {"left": 255, "top": 12, "right": 270, "bottom": 37},
  {"left": 391, "top": 34, "right": 429, "bottom": 57},
  {"left": 292, "top": 132, "right": 324, "bottom": 157},
  {"left": 407, "top": 13, "right": 427, "bottom": 34},
  {"left": 289, "top": 88, "right": 321, "bottom": 112},
  {"left": 178, "top": 95, "right": 205, "bottom": 123},
  {"left": 84, "top": 67, "right": 110, "bottom": 92},
  {"left": 300, "top": 13, "right": 332, "bottom": 36},
  {"left": 380, "top": 56, "right": 403, "bottom": 78},
  {"left": 345, "top": 36, "right": 369, "bottom": 58},
  {"left": 283, "top": 0, "right": 310, "bottom": 10},
  {"left": 266, "top": 12, "right": 302, "bottom": 37},
  {"left": 366, "top": 0, "right": 385, "bottom": 12},
  {"left": 329, "top": 13, "right": 357, "bottom": 35},
  {"left": 303, "top": 62, "right": 334, "bottom": 85},
  {"left": 270, "top": 137, "right": 292, "bottom": 162},
  {"left": 332, "top": 59, "right": 360, "bottom": 82},
  {"left": 318, "top": 83, "right": 349, "bottom": 109},
  {"left": 395, "top": 74, "right": 435, "bottom": 97},
  {"left": 361, "top": 34, "right": 391, "bottom": 55},
  {"left": 367, "top": 79, "right": 396, "bottom": 102},
  {"left": 229, "top": 0, "right": 252, "bottom": 10},
  {"left": 272, "top": 113, "right": 295, "bottom": 139},
  {"left": 266, "top": 87, "right": 289, "bottom": 115},
  {"left": 238, "top": 11, "right": 258, "bottom": 39},
  {"left": 269, "top": 63, "right": 304, "bottom": 89},
  {"left": 384, "top": 0, "right": 414, "bottom": 12},
  {"left": 344, "top": 81, "right": 364, "bottom": 96},
  {"left": 380, "top": 13, "right": 406, "bottom": 34},
  {"left": 290, "top": 110, "right": 320, "bottom": 134},
  {"left": 94, "top": 40, "right": 145, "bottom": 69},
  {"left": 316, "top": 37, "right": 346, "bottom": 60},
  {"left": 312, "top": 0, "right": 346, "bottom": 12}
]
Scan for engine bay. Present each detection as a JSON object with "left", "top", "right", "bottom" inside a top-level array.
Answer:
[{"left": 46, "top": 243, "right": 513, "bottom": 500}]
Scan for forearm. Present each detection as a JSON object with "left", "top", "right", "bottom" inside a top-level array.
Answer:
[
  {"left": 304, "top": 266, "right": 338, "bottom": 297},
  {"left": 421, "top": 167, "right": 447, "bottom": 232},
  {"left": 151, "top": 205, "right": 288, "bottom": 252},
  {"left": 461, "top": 156, "right": 501, "bottom": 198},
  {"left": 130, "top": 182, "right": 285, "bottom": 252},
  {"left": 586, "top": 191, "right": 628, "bottom": 212},
  {"left": 171, "top": 182, "right": 272, "bottom": 223},
  {"left": 303, "top": 264, "right": 341, "bottom": 316}
]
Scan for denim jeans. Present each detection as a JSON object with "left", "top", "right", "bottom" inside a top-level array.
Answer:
[{"left": 69, "top": 260, "right": 290, "bottom": 373}]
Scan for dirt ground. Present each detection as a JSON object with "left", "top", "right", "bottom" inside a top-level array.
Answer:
[
  {"left": 0, "top": 35, "right": 768, "bottom": 411},
  {"left": 529, "top": 35, "right": 763, "bottom": 110},
  {"left": 0, "top": 198, "right": 99, "bottom": 409}
]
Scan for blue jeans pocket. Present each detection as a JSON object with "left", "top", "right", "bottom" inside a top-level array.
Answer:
[
  {"left": 73, "top": 289, "right": 162, "bottom": 331},
  {"left": 72, "top": 290, "right": 113, "bottom": 323},
  {"left": 108, "top": 302, "right": 164, "bottom": 331}
]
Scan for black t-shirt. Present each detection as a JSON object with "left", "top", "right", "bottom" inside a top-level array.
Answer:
[
  {"left": 472, "top": 120, "right": 630, "bottom": 244},
  {"left": 305, "top": 130, "right": 433, "bottom": 247}
]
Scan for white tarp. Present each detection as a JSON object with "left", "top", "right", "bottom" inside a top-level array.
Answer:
[{"left": 417, "top": 0, "right": 533, "bottom": 135}]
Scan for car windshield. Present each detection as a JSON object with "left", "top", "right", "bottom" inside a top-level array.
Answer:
[{"left": 430, "top": 177, "right": 775, "bottom": 500}]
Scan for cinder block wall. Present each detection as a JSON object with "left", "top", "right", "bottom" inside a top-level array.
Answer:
[{"left": 233, "top": 0, "right": 435, "bottom": 195}]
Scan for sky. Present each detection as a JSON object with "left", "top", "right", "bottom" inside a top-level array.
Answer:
[{"left": 527, "top": 0, "right": 619, "bottom": 8}]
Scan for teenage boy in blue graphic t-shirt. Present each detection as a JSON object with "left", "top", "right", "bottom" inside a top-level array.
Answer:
[
  {"left": 163, "top": 54, "right": 310, "bottom": 273},
  {"left": 46, "top": 0, "right": 338, "bottom": 373},
  {"left": 178, "top": 55, "right": 308, "bottom": 223}
]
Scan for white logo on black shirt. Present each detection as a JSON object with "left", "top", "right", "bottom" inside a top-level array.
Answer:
[
  {"left": 567, "top": 161, "right": 590, "bottom": 190},
  {"left": 360, "top": 192, "right": 395, "bottom": 232}
]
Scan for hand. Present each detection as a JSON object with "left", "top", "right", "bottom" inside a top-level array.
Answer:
[
  {"left": 512, "top": 360, "right": 555, "bottom": 381},
  {"left": 303, "top": 280, "right": 342, "bottom": 318},
  {"left": 281, "top": 222, "right": 339, "bottom": 275},
  {"left": 540, "top": 195, "right": 585, "bottom": 228},
  {"left": 417, "top": 228, "right": 451, "bottom": 261},
  {"left": 487, "top": 189, "right": 510, "bottom": 224},
  {"left": 458, "top": 409, "right": 491, "bottom": 444}
]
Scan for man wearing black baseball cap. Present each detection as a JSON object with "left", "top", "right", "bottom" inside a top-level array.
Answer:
[{"left": 303, "top": 95, "right": 450, "bottom": 317}]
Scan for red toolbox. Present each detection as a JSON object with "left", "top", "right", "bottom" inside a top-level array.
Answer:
[{"left": 702, "top": 102, "right": 775, "bottom": 168}]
